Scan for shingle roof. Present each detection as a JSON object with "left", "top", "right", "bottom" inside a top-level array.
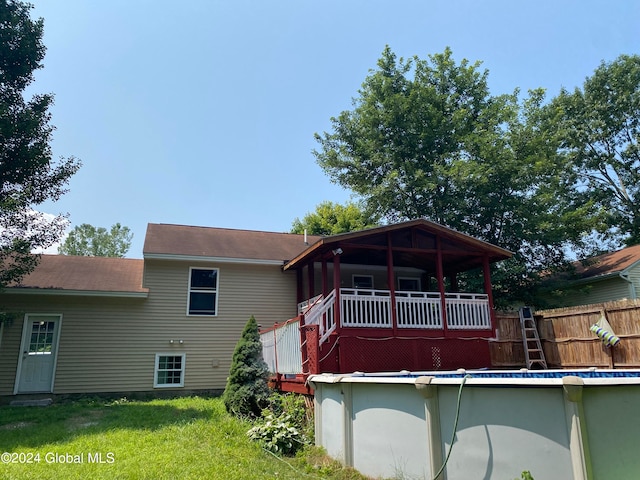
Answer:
[
  {"left": 8, "top": 255, "right": 147, "bottom": 294},
  {"left": 143, "top": 223, "right": 322, "bottom": 262},
  {"left": 573, "top": 244, "right": 640, "bottom": 280}
]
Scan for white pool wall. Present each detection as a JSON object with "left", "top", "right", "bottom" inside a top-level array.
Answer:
[{"left": 309, "top": 370, "right": 640, "bottom": 480}]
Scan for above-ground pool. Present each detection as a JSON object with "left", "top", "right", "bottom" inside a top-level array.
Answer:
[{"left": 309, "top": 369, "right": 640, "bottom": 480}]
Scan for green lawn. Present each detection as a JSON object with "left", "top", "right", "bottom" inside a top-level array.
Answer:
[{"left": 0, "top": 396, "right": 367, "bottom": 480}]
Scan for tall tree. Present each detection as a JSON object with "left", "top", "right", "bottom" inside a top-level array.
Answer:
[
  {"left": 551, "top": 54, "right": 640, "bottom": 247},
  {"left": 0, "top": 0, "right": 80, "bottom": 287},
  {"left": 314, "top": 47, "right": 597, "bottom": 305},
  {"left": 58, "top": 223, "right": 133, "bottom": 257},
  {"left": 291, "top": 201, "right": 379, "bottom": 235}
]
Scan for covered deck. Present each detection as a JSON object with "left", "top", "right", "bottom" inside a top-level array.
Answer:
[{"left": 259, "top": 220, "right": 512, "bottom": 393}]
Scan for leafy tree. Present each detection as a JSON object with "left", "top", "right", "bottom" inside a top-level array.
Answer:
[
  {"left": 58, "top": 223, "right": 133, "bottom": 257},
  {"left": 314, "top": 47, "right": 597, "bottom": 305},
  {"left": 223, "top": 316, "right": 271, "bottom": 418},
  {"left": 291, "top": 201, "right": 379, "bottom": 235},
  {"left": 0, "top": 0, "right": 80, "bottom": 287},
  {"left": 550, "top": 54, "right": 640, "bottom": 247}
]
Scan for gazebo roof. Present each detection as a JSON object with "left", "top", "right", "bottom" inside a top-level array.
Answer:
[{"left": 283, "top": 219, "right": 512, "bottom": 274}]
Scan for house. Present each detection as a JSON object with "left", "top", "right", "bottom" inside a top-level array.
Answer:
[
  {"left": 540, "top": 244, "right": 640, "bottom": 308},
  {"left": 0, "top": 219, "right": 511, "bottom": 398},
  {"left": 0, "top": 224, "right": 319, "bottom": 398}
]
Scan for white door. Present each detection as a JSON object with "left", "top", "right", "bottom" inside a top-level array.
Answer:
[{"left": 16, "top": 315, "right": 62, "bottom": 393}]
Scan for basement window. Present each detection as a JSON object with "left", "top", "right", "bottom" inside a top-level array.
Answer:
[{"left": 154, "top": 354, "right": 185, "bottom": 388}]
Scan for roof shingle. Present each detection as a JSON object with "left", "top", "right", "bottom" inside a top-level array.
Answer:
[
  {"left": 9, "top": 255, "right": 146, "bottom": 293},
  {"left": 143, "top": 223, "right": 321, "bottom": 262}
]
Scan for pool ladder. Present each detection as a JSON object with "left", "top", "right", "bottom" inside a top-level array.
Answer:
[{"left": 519, "top": 307, "right": 547, "bottom": 369}]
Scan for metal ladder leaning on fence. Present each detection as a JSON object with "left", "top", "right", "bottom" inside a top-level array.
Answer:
[{"left": 519, "top": 306, "right": 547, "bottom": 369}]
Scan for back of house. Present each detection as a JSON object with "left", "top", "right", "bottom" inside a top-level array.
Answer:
[{"left": 0, "top": 224, "right": 314, "bottom": 398}]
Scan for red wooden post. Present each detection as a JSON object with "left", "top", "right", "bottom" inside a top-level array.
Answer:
[
  {"left": 322, "top": 259, "right": 328, "bottom": 296},
  {"left": 307, "top": 261, "right": 315, "bottom": 300},
  {"left": 296, "top": 269, "right": 304, "bottom": 305},
  {"left": 436, "top": 235, "right": 448, "bottom": 336},
  {"left": 386, "top": 232, "right": 398, "bottom": 335},
  {"left": 333, "top": 251, "right": 341, "bottom": 333}
]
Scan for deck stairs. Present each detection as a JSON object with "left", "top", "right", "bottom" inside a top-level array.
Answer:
[{"left": 519, "top": 306, "right": 547, "bottom": 369}]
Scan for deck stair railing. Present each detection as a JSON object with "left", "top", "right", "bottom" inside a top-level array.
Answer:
[
  {"left": 298, "top": 294, "right": 323, "bottom": 314},
  {"left": 303, "top": 290, "right": 337, "bottom": 344}
]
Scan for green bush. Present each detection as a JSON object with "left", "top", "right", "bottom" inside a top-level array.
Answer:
[
  {"left": 247, "top": 392, "right": 313, "bottom": 456},
  {"left": 222, "top": 316, "right": 270, "bottom": 418},
  {"left": 247, "top": 412, "right": 307, "bottom": 455},
  {"left": 267, "top": 392, "right": 312, "bottom": 437}
]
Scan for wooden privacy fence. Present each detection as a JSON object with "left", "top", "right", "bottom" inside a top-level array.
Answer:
[{"left": 490, "top": 299, "right": 640, "bottom": 369}]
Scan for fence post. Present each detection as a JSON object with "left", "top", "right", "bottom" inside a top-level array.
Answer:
[{"left": 273, "top": 326, "right": 279, "bottom": 375}]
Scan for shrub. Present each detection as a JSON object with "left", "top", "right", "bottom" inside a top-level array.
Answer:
[
  {"left": 223, "top": 316, "right": 270, "bottom": 418},
  {"left": 247, "top": 412, "right": 307, "bottom": 455},
  {"left": 248, "top": 392, "right": 313, "bottom": 455},
  {"left": 267, "top": 392, "right": 314, "bottom": 440}
]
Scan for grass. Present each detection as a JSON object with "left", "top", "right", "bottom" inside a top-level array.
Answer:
[{"left": 0, "top": 396, "right": 368, "bottom": 480}]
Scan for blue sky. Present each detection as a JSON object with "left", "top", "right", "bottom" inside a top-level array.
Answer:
[{"left": 29, "top": 0, "right": 639, "bottom": 257}]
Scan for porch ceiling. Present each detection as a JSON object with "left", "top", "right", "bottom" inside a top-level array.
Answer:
[
  {"left": 334, "top": 248, "right": 493, "bottom": 274},
  {"left": 283, "top": 219, "right": 512, "bottom": 273}
]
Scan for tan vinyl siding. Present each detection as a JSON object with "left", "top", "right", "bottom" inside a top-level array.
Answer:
[
  {"left": 0, "top": 312, "right": 23, "bottom": 395},
  {"left": 0, "top": 259, "right": 297, "bottom": 396}
]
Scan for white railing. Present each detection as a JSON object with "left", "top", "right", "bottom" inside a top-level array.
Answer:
[
  {"left": 298, "top": 294, "right": 323, "bottom": 314},
  {"left": 261, "top": 289, "right": 492, "bottom": 374},
  {"left": 445, "top": 293, "right": 491, "bottom": 330},
  {"left": 340, "top": 288, "right": 392, "bottom": 327},
  {"left": 304, "top": 290, "right": 337, "bottom": 344},
  {"left": 396, "top": 291, "right": 443, "bottom": 328},
  {"left": 260, "top": 318, "right": 303, "bottom": 374}
]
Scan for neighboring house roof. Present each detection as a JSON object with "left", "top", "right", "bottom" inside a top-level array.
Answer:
[
  {"left": 572, "top": 244, "right": 640, "bottom": 281},
  {"left": 143, "top": 223, "right": 322, "bottom": 263},
  {"left": 7, "top": 255, "right": 148, "bottom": 297}
]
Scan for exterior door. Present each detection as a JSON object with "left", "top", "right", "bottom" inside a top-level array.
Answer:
[{"left": 16, "top": 315, "right": 62, "bottom": 393}]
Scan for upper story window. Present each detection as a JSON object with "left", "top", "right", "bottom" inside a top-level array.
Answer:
[{"left": 188, "top": 268, "right": 218, "bottom": 316}]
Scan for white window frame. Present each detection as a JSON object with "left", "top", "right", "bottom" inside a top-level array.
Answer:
[
  {"left": 352, "top": 274, "right": 374, "bottom": 289},
  {"left": 187, "top": 267, "right": 219, "bottom": 316},
  {"left": 154, "top": 353, "right": 186, "bottom": 388},
  {"left": 398, "top": 276, "right": 422, "bottom": 291}
]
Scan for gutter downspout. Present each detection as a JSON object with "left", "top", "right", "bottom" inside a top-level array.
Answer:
[{"left": 619, "top": 272, "right": 637, "bottom": 300}]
